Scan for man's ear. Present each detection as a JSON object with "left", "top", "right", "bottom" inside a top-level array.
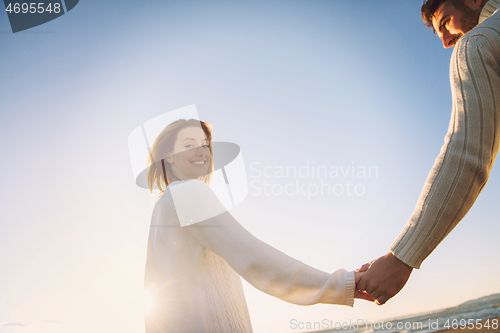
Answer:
[{"left": 468, "top": 0, "right": 485, "bottom": 9}]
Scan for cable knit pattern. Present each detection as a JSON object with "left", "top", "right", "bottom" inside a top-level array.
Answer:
[
  {"left": 391, "top": 0, "right": 500, "bottom": 269},
  {"left": 144, "top": 180, "right": 355, "bottom": 332},
  {"left": 204, "top": 250, "right": 252, "bottom": 332},
  {"left": 480, "top": 0, "right": 500, "bottom": 23}
]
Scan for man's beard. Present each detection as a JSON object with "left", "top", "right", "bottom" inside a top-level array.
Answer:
[
  {"left": 460, "top": 5, "right": 481, "bottom": 33},
  {"left": 450, "top": 4, "right": 481, "bottom": 46}
]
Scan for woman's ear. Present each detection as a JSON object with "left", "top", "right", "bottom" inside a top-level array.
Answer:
[{"left": 165, "top": 154, "right": 173, "bottom": 163}]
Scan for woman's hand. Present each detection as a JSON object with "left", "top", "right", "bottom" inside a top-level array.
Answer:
[{"left": 354, "top": 264, "right": 374, "bottom": 302}]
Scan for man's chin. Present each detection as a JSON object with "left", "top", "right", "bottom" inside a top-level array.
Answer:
[{"left": 450, "top": 34, "right": 463, "bottom": 47}]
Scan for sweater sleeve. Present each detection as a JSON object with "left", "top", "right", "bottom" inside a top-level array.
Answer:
[
  {"left": 390, "top": 31, "right": 500, "bottom": 269},
  {"left": 168, "top": 179, "right": 356, "bottom": 306}
]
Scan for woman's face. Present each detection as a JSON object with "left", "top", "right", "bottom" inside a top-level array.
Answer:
[{"left": 167, "top": 126, "right": 211, "bottom": 181}]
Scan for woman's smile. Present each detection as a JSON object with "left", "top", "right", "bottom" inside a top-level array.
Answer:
[{"left": 168, "top": 126, "right": 212, "bottom": 180}]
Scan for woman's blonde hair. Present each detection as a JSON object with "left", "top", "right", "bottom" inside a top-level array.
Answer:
[{"left": 147, "top": 119, "right": 214, "bottom": 193}]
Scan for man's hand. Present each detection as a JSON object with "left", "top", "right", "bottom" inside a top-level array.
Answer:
[{"left": 357, "top": 252, "right": 413, "bottom": 305}]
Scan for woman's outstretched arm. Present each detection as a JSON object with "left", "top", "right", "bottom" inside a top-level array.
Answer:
[{"left": 168, "top": 179, "right": 371, "bottom": 306}]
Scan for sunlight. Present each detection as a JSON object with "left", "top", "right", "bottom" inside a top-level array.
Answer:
[
  {"left": 143, "top": 289, "right": 155, "bottom": 315},
  {"left": 61, "top": 264, "right": 147, "bottom": 333}
]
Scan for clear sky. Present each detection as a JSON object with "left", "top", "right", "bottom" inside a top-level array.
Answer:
[{"left": 1, "top": 1, "right": 499, "bottom": 333}]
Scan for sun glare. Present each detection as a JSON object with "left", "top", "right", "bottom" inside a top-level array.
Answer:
[
  {"left": 143, "top": 289, "right": 155, "bottom": 315},
  {"left": 60, "top": 265, "right": 148, "bottom": 333}
]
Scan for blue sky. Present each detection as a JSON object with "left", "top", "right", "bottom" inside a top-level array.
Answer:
[{"left": 1, "top": 1, "right": 499, "bottom": 333}]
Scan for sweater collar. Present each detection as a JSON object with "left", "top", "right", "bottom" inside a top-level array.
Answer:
[{"left": 479, "top": 0, "right": 500, "bottom": 23}]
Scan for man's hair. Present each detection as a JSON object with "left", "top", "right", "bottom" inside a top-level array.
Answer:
[{"left": 421, "top": 0, "right": 468, "bottom": 29}]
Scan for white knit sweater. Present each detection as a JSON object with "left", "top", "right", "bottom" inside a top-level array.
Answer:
[
  {"left": 144, "top": 179, "right": 355, "bottom": 333},
  {"left": 391, "top": 0, "right": 500, "bottom": 269}
]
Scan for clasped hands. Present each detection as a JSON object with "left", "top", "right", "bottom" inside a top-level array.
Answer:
[{"left": 353, "top": 252, "right": 413, "bottom": 305}]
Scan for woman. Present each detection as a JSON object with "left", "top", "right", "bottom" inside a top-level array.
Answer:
[{"left": 144, "top": 119, "right": 371, "bottom": 333}]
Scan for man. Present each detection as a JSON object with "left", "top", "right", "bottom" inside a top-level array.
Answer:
[{"left": 358, "top": 0, "right": 500, "bottom": 305}]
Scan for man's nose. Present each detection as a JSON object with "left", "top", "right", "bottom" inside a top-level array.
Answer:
[{"left": 441, "top": 31, "right": 452, "bottom": 48}]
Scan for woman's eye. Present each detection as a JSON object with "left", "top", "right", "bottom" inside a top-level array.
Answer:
[{"left": 184, "top": 144, "right": 209, "bottom": 149}]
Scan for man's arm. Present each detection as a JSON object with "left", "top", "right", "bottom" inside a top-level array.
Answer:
[{"left": 360, "top": 31, "right": 500, "bottom": 304}]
